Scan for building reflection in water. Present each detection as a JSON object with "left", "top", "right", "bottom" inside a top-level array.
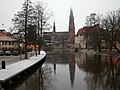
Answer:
[
  {"left": 53, "top": 63, "right": 56, "bottom": 74},
  {"left": 4, "top": 65, "right": 53, "bottom": 90},
  {"left": 46, "top": 52, "right": 76, "bottom": 88},
  {"left": 75, "top": 52, "right": 120, "bottom": 90},
  {"left": 5, "top": 52, "right": 120, "bottom": 90},
  {"left": 67, "top": 53, "right": 75, "bottom": 87},
  {"left": 4, "top": 68, "right": 43, "bottom": 90}
]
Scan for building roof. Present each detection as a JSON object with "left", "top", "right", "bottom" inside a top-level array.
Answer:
[
  {"left": 76, "top": 28, "right": 86, "bottom": 36},
  {"left": 76, "top": 25, "right": 98, "bottom": 36},
  {"left": 0, "top": 35, "right": 17, "bottom": 41},
  {"left": 0, "top": 32, "right": 17, "bottom": 42},
  {"left": 0, "top": 29, "right": 5, "bottom": 32}
]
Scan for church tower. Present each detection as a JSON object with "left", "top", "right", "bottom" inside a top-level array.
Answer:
[
  {"left": 52, "top": 21, "right": 56, "bottom": 44},
  {"left": 68, "top": 8, "right": 75, "bottom": 44},
  {"left": 53, "top": 21, "right": 56, "bottom": 33}
]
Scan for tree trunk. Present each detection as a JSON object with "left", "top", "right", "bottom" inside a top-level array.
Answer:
[
  {"left": 35, "top": 43, "right": 37, "bottom": 56},
  {"left": 114, "top": 45, "right": 120, "bottom": 53},
  {"left": 109, "top": 45, "right": 113, "bottom": 52},
  {"left": 98, "top": 45, "right": 101, "bottom": 52},
  {"left": 94, "top": 46, "right": 97, "bottom": 51},
  {"left": 38, "top": 44, "right": 41, "bottom": 55}
]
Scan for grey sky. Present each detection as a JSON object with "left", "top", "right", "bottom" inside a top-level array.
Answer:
[{"left": 0, "top": 0, "right": 120, "bottom": 33}]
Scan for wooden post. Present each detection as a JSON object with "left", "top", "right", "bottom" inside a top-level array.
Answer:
[{"left": 2, "top": 61, "right": 5, "bottom": 69}]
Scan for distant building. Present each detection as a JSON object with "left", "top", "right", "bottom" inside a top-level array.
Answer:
[
  {"left": 0, "top": 29, "right": 19, "bottom": 51},
  {"left": 75, "top": 25, "right": 108, "bottom": 50},
  {"left": 43, "top": 22, "right": 68, "bottom": 49},
  {"left": 75, "top": 28, "right": 86, "bottom": 49},
  {"left": 43, "top": 8, "right": 75, "bottom": 50},
  {"left": 53, "top": 32, "right": 68, "bottom": 48}
]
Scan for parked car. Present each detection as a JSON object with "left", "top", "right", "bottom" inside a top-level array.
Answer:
[
  {"left": 4, "top": 51, "right": 11, "bottom": 55},
  {"left": 0, "top": 50, "right": 4, "bottom": 55},
  {"left": 12, "top": 51, "right": 19, "bottom": 55}
]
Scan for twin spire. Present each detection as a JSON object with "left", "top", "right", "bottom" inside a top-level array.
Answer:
[
  {"left": 53, "top": 8, "right": 75, "bottom": 43},
  {"left": 53, "top": 8, "right": 75, "bottom": 32}
]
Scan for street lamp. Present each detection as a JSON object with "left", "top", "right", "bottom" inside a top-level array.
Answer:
[
  {"left": 35, "top": 44, "right": 37, "bottom": 56},
  {"left": 20, "top": 43, "right": 23, "bottom": 60}
]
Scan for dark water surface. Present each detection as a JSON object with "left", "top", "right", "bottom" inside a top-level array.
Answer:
[{"left": 5, "top": 52, "right": 120, "bottom": 90}]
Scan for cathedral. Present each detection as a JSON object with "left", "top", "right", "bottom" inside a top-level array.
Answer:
[{"left": 43, "top": 8, "right": 75, "bottom": 50}]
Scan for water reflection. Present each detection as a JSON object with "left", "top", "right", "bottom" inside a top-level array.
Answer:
[
  {"left": 45, "top": 52, "right": 76, "bottom": 89},
  {"left": 76, "top": 52, "right": 120, "bottom": 90},
  {"left": 4, "top": 52, "right": 120, "bottom": 90},
  {"left": 4, "top": 67, "right": 42, "bottom": 90},
  {"left": 46, "top": 52, "right": 120, "bottom": 90},
  {"left": 68, "top": 53, "right": 75, "bottom": 87},
  {"left": 4, "top": 65, "right": 53, "bottom": 90}
]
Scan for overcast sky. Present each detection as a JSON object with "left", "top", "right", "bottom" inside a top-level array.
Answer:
[{"left": 0, "top": 0, "right": 120, "bottom": 33}]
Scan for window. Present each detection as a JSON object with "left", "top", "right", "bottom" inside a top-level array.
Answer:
[
  {"left": 9, "top": 42, "right": 11, "bottom": 45},
  {"left": 12, "top": 42, "right": 14, "bottom": 45}
]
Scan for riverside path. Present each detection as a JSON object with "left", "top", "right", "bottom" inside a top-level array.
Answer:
[{"left": 0, "top": 51, "right": 46, "bottom": 89}]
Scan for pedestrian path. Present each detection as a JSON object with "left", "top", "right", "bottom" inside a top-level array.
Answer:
[{"left": 0, "top": 51, "right": 46, "bottom": 88}]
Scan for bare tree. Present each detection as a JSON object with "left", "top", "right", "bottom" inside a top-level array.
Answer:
[
  {"left": 12, "top": 0, "right": 34, "bottom": 32},
  {"left": 12, "top": 0, "right": 53, "bottom": 56},
  {"left": 102, "top": 10, "right": 120, "bottom": 52},
  {"left": 34, "top": 1, "right": 53, "bottom": 54},
  {"left": 12, "top": 0, "right": 34, "bottom": 59},
  {"left": 85, "top": 13, "right": 103, "bottom": 51}
]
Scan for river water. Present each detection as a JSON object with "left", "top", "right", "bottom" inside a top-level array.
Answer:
[{"left": 5, "top": 51, "right": 120, "bottom": 90}]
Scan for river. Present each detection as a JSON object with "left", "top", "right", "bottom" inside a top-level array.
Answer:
[{"left": 4, "top": 51, "right": 120, "bottom": 90}]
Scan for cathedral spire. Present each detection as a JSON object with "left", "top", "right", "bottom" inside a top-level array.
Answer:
[
  {"left": 53, "top": 21, "right": 56, "bottom": 33},
  {"left": 69, "top": 8, "right": 74, "bottom": 25},
  {"left": 68, "top": 8, "right": 75, "bottom": 44}
]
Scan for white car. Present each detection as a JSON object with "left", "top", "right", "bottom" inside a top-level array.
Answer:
[{"left": 4, "top": 51, "right": 11, "bottom": 55}]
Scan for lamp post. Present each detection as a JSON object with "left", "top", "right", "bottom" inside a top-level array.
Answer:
[
  {"left": 35, "top": 43, "right": 37, "bottom": 56},
  {"left": 20, "top": 43, "right": 22, "bottom": 60}
]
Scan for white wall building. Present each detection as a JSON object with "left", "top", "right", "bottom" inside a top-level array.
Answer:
[
  {"left": 0, "top": 29, "right": 18, "bottom": 50},
  {"left": 75, "top": 28, "right": 86, "bottom": 49}
]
